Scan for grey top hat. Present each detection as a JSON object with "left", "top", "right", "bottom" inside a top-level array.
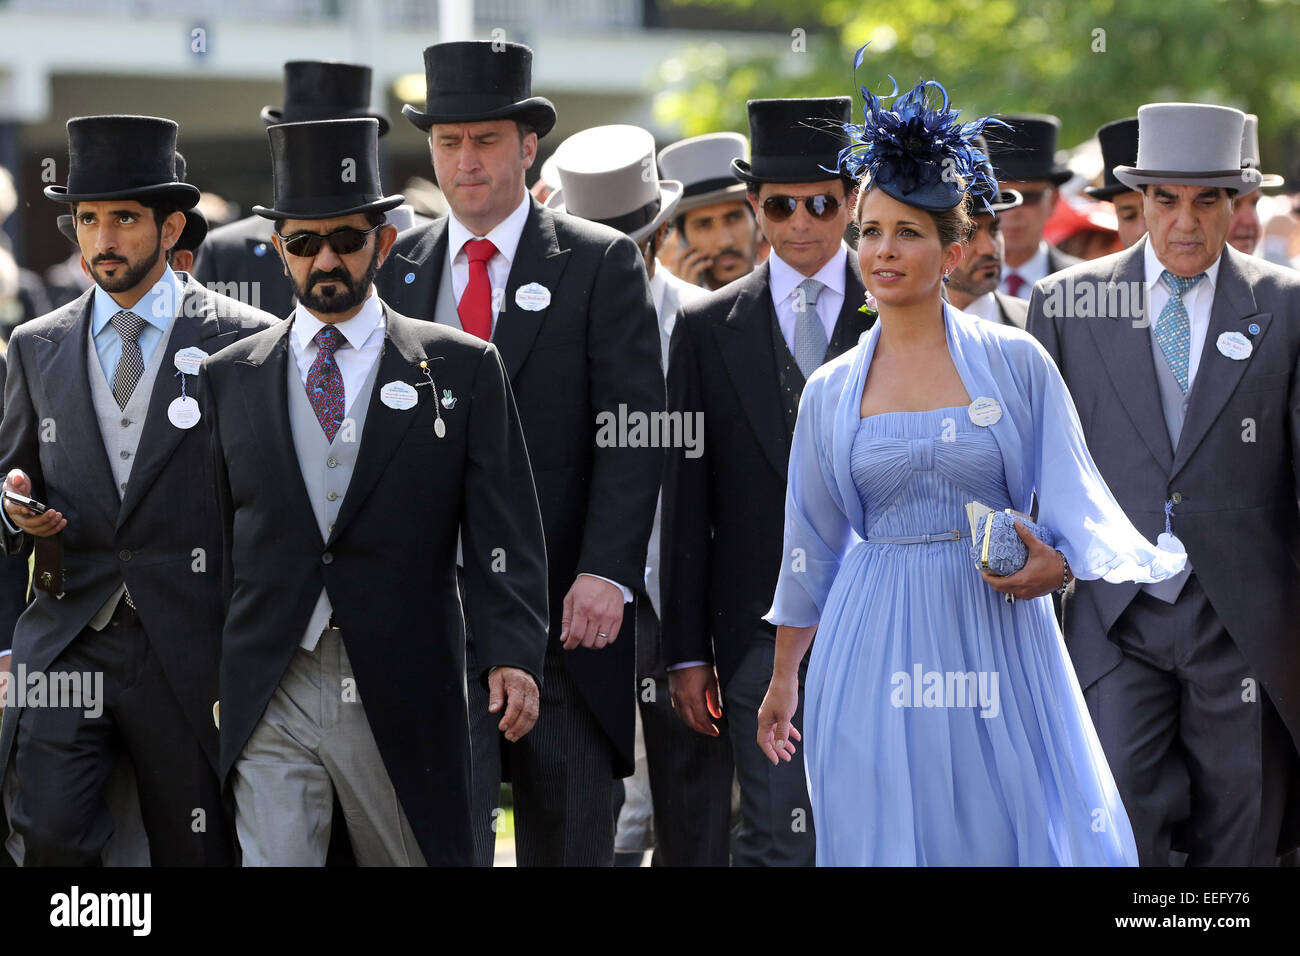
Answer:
[
  {"left": 544, "top": 125, "right": 682, "bottom": 244},
  {"left": 1241, "top": 114, "right": 1285, "bottom": 189},
  {"left": 1114, "top": 103, "right": 1261, "bottom": 196},
  {"left": 657, "top": 132, "right": 749, "bottom": 214}
]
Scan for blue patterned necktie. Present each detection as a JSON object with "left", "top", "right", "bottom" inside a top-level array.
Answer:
[
  {"left": 306, "top": 326, "right": 346, "bottom": 442},
  {"left": 1155, "top": 270, "right": 1205, "bottom": 392},
  {"left": 793, "top": 278, "right": 828, "bottom": 379}
]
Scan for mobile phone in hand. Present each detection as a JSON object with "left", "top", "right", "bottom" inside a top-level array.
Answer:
[{"left": 3, "top": 490, "right": 49, "bottom": 515}]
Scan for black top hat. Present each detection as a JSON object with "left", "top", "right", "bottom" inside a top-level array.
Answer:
[
  {"left": 44, "top": 115, "right": 200, "bottom": 208},
  {"left": 731, "top": 97, "right": 852, "bottom": 185},
  {"left": 402, "top": 41, "right": 557, "bottom": 138},
  {"left": 261, "top": 60, "right": 390, "bottom": 136},
  {"left": 1084, "top": 118, "right": 1139, "bottom": 200},
  {"left": 969, "top": 136, "right": 1023, "bottom": 214},
  {"left": 986, "top": 113, "right": 1072, "bottom": 186},
  {"left": 171, "top": 153, "right": 209, "bottom": 251},
  {"left": 252, "top": 118, "right": 404, "bottom": 221}
]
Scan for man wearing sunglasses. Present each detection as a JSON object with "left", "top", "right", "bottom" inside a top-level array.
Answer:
[
  {"left": 661, "top": 97, "right": 875, "bottom": 867},
  {"left": 379, "top": 41, "right": 665, "bottom": 869},
  {"left": 985, "top": 114, "right": 1081, "bottom": 299},
  {"left": 199, "top": 117, "right": 548, "bottom": 866}
]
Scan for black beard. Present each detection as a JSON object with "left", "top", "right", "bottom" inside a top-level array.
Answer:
[
  {"left": 295, "top": 245, "right": 380, "bottom": 314},
  {"left": 90, "top": 231, "right": 162, "bottom": 294}
]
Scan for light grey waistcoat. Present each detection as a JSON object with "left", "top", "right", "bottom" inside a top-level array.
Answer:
[
  {"left": 1143, "top": 318, "right": 1195, "bottom": 602},
  {"left": 433, "top": 258, "right": 464, "bottom": 332},
  {"left": 85, "top": 318, "right": 180, "bottom": 628},
  {"left": 286, "top": 343, "right": 383, "bottom": 649}
]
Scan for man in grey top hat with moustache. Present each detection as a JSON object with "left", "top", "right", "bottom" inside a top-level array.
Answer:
[
  {"left": 201, "top": 116, "right": 548, "bottom": 866},
  {"left": 378, "top": 40, "right": 664, "bottom": 867},
  {"left": 658, "top": 132, "right": 759, "bottom": 291},
  {"left": 0, "top": 114, "right": 277, "bottom": 866},
  {"left": 545, "top": 124, "right": 734, "bottom": 864},
  {"left": 662, "top": 97, "right": 876, "bottom": 866},
  {"left": 987, "top": 114, "right": 1081, "bottom": 298},
  {"left": 1028, "top": 102, "right": 1300, "bottom": 865},
  {"left": 195, "top": 61, "right": 407, "bottom": 319}
]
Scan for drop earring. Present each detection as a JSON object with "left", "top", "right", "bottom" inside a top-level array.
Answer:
[{"left": 942, "top": 268, "right": 951, "bottom": 284}]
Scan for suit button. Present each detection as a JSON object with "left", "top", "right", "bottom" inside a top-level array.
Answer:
[
  {"left": 1171, "top": 491, "right": 1183, "bottom": 504},
  {"left": 120, "top": 418, "right": 131, "bottom": 428},
  {"left": 327, "top": 458, "right": 339, "bottom": 468},
  {"left": 119, "top": 450, "right": 130, "bottom": 460},
  {"left": 119, "top": 549, "right": 131, "bottom": 561},
  {"left": 327, "top": 491, "right": 339, "bottom": 501},
  {"left": 321, "top": 552, "right": 333, "bottom": 565}
]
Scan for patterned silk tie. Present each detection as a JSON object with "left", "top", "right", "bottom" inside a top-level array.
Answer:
[
  {"left": 110, "top": 310, "right": 146, "bottom": 409},
  {"left": 793, "top": 278, "right": 829, "bottom": 379},
  {"left": 306, "top": 325, "right": 346, "bottom": 442},
  {"left": 1155, "top": 269, "right": 1205, "bottom": 392},
  {"left": 459, "top": 238, "right": 497, "bottom": 340},
  {"left": 1004, "top": 272, "right": 1025, "bottom": 298}
]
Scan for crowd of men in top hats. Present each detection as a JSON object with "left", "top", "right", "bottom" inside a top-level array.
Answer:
[{"left": 0, "top": 40, "right": 1296, "bottom": 868}]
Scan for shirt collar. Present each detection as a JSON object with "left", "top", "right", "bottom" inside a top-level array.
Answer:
[
  {"left": 91, "top": 266, "right": 184, "bottom": 336},
  {"left": 768, "top": 243, "right": 848, "bottom": 306},
  {"left": 448, "top": 191, "right": 532, "bottom": 266},
  {"left": 1143, "top": 236, "right": 1221, "bottom": 292},
  {"left": 291, "top": 288, "right": 385, "bottom": 353}
]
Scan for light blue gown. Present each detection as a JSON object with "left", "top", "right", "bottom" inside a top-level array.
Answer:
[{"left": 766, "top": 304, "right": 1188, "bottom": 866}]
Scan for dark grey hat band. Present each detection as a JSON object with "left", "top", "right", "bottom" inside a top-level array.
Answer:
[
  {"left": 683, "top": 176, "right": 742, "bottom": 198},
  {"left": 594, "top": 195, "right": 661, "bottom": 234}
]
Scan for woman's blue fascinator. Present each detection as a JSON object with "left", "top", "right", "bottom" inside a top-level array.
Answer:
[{"left": 837, "top": 44, "right": 1007, "bottom": 214}]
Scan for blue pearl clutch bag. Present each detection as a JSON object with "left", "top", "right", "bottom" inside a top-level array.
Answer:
[{"left": 970, "top": 507, "right": 1057, "bottom": 577}]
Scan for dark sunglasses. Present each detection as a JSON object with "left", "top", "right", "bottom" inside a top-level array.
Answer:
[
  {"left": 762, "top": 193, "right": 841, "bottom": 222},
  {"left": 278, "top": 225, "right": 380, "bottom": 258},
  {"left": 1015, "top": 188, "right": 1050, "bottom": 205}
]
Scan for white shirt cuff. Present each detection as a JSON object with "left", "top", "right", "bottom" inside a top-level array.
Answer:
[
  {"left": 579, "top": 572, "right": 633, "bottom": 604},
  {"left": 0, "top": 649, "right": 11, "bottom": 660},
  {"left": 1, "top": 506, "right": 22, "bottom": 537},
  {"left": 667, "top": 660, "right": 709, "bottom": 671}
]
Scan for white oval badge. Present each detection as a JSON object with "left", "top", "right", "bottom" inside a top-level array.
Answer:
[
  {"left": 515, "top": 282, "right": 551, "bottom": 312},
  {"left": 174, "top": 346, "right": 208, "bottom": 376},
  {"left": 1156, "top": 531, "right": 1185, "bottom": 553},
  {"left": 1216, "top": 330, "right": 1252, "bottom": 361},
  {"left": 434, "top": 418, "right": 446, "bottom": 439},
  {"left": 968, "top": 396, "right": 1003, "bottom": 427},
  {"left": 168, "top": 396, "right": 201, "bottom": 429},
  {"left": 380, "top": 381, "right": 419, "bottom": 410}
]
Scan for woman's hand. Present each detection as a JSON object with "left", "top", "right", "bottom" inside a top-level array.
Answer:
[
  {"left": 979, "top": 520, "right": 1069, "bottom": 601},
  {"left": 757, "top": 676, "right": 802, "bottom": 765}
]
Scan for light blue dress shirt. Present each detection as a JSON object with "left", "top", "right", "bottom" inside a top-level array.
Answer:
[{"left": 90, "top": 267, "right": 183, "bottom": 382}]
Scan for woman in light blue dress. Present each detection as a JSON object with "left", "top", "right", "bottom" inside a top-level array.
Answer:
[{"left": 756, "top": 71, "right": 1187, "bottom": 866}]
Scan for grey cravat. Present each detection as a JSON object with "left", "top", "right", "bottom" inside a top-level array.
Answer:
[
  {"left": 792, "top": 278, "right": 828, "bottom": 379},
  {"left": 110, "top": 309, "right": 146, "bottom": 410}
]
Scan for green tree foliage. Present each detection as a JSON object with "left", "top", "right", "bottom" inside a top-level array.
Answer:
[{"left": 654, "top": 0, "right": 1300, "bottom": 167}]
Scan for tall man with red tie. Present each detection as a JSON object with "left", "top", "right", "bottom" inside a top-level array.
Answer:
[{"left": 378, "top": 41, "right": 664, "bottom": 866}]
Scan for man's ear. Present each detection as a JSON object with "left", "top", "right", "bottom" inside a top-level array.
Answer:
[
  {"left": 374, "top": 223, "right": 400, "bottom": 269},
  {"left": 269, "top": 228, "right": 290, "bottom": 276},
  {"left": 160, "top": 210, "right": 187, "bottom": 254}
]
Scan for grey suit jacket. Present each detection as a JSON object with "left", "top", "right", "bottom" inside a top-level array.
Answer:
[{"left": 1027, "top": 238, "right": 1300, "bottom": 751}]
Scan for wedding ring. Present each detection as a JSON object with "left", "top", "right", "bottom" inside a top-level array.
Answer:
[{"left": 597, "top": 632, "right": 609, "bottom": 638}]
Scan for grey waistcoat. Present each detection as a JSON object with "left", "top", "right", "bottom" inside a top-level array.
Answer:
[
  {"left": 86, "top": 318, "right": 180, "bottom": 628},
  {"left": 286, "top": 340, "right": 383, "bottom": 649},
  {"left": 1143, "top": 319, "right": 1195, "bottom": 602},
  {"left": 433, "top": 257, "right": 464, "bottom": 332}
]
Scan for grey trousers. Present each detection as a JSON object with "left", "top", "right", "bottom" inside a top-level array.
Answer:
[
  {"left": 1086, "top": 576, "right": 1297, "bottom": 866},
  {"left": 232, "top": 628, "right": 425, "bottom": 866}
]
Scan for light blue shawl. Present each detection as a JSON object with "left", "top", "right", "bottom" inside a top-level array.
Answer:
[{"left": 766, "top": 302, "right": 1188, "bottom": 627}]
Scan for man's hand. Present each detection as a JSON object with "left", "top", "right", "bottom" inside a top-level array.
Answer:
[
  {"left": 487, "top": 666, "right": 539, "bottom": 743},
  {"left": 560, "top": 575, "right": 624, "bottom": 650},
  {"left": 2, "top": 469, "right": 65, "bottom": 538},
  {"left": 668, "top": 663, "right": 723, "bottom": 737},
  {"left": 659, "top": 229, "right": 713, "bottom": 288},
  {"left": 979, "top": 521, "right": 1068, "bottom": 601}
]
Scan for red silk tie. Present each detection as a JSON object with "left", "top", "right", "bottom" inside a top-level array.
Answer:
[
  {"left": 1004, "top": 272, "right": 1025, "bottom": 298},
  {"left": 459, "top": 238, "right": 497, "bottom": 340}
]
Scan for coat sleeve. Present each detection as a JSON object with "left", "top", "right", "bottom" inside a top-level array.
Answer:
[
  {"left": 575, "top": 233, "right": 665, "bottom": 592},
  {"left": 197, "top": 361, "right": 235, "bottom": 614},
  {"left": 660, "top": 309, "right": 713, "bottom": 666},
  {"left": 0, "top": 351, "right": 31, "bottom": 653},
  {"left": 764, "top": 369, "right": 854, "bottom": 628},
  {"left": 460, "top": 342, "right": 550, "bottom": 686},
  {"left": 0, "top": 333, "right": 43, "bottom": 559}
]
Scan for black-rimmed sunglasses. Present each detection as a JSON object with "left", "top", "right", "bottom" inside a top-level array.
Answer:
[
  {"left": 279, "top": 225, "right": 380, "bottom": 258},
  {"left": 762, "top": 194, "right": 841, "bottom": 222}
]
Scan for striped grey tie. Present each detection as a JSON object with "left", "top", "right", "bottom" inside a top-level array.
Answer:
[
  {"left": 110, "top": 310, "right": 146, "bottom": 410},
  {"left": 793, "top": 278, "right": 828, "bottom": 379}
]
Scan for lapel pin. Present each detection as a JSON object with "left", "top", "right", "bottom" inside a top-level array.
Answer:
[
  {"left": 404, "top": 272, "right": 416, "bottom": 285},
  {"left": 254, "top": 244, "right": 267, "bottom": 256},
  {"left": 440, "top": 389, "right": 457, "bottom": 409},
  {"left": 1248, "top": 322, "right": 1261, "bottom": 335},
  {"left": 1216, "top": 330, "right": 1252, "bottom": 360},
  {"left": 967, "top": 396, "right": 1002, "bottom": 427}
]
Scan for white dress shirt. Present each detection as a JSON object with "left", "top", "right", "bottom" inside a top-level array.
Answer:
[
  {"left": 289, "top": 290, "right": 386, "bottom": 409},
  {"left": 1143, "top": 239, "right": 1221, "bottom": 392},
  {"left": 769, "top": 244, "right": 848, "bottom": 353},
  {"left": 446, "top": 191, "right": 532, "bottom": 336},
  {"left": 1000, "top": 241, "right": 1051, "bottom": 298},
  {"left": 447, "top": 192, "right": 632, "bottom": 604},
  {"left": 960, "top": 292, "right": 1001, "bottom": 324}
]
